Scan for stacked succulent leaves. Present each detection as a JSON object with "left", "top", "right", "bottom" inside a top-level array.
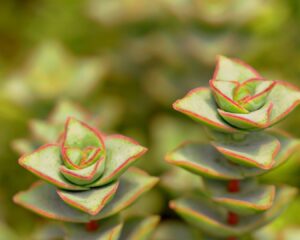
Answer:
[
  {"left": 166, "top": 56, "right": 300, "bottom": 239},
  {"left": 13, "top": 102, "right": 159, "bottom": 239}
]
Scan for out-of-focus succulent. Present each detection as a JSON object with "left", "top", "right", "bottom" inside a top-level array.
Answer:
[
  {"left": 1, "top": 41, "right": 107, "bottom": 105},
  {"left": 14, "top": 117, "right": 159, "bottom": 239},
  {"left": 167, "top": 56, "right": 300, "bottom": 238}
]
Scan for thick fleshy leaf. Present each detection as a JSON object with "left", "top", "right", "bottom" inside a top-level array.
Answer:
[
  {"left": 170, "top": 186, "right": 297, "bottom": 237},
  {"left": 57, "top": 181, "right": 119, "bottom": 215},
  {"left": 30, "top": 120, "right": 62, "bottom": 143},
  {"left": 60, "top": 156, "right": 105, "bottom": 185},
  {"left": 267, "top": 82, "right": 300, "bottom": 125},
  {"left": 203, "top": 179, "right": 275, "bottom": 215},
  {"left": 173, "top": 87, "right": 238, "bottom": 133},
  {"left": 63, "top": 117, "right": 105, "bottom": 150},
  {"left": 212, "top": 55, "right": 261, "bottom": 83},
  {"left": 91, "top": 168, "right": 159, "bottom": 220},
  {"left": 18, "top": 144, "right": 86, "bottom": 190},
  {"left": 166, "top": 142, "right": 252, "bottom": 180},
  {"left": 236, "top": 80, "right": 275, "bottom": 112},
  {"left": 13, "top": 168, "right": 158, "bottom": 222},
  {"left": 64, "top": 215, "right": 123, "bottom": 240},
  {"left": 212, "top": 132, "right": 280, "bottom": 169},
  {"left": 210, "top": 80, "right": 248, "bottom": 114},
  {"left": 270, "top": 131, "right": 300, "bottom": 167},
  {"left": 218, "top": 102, "right": 273, "bottom": 130},
  {"left": 119, "top": 216, "right": 160, "bottom": 240},
  {"left": 88, "top": 135, "right": 148, "bottom": 187},
  {"left": 49, "top": 100, "right": 91, "bottom": 125},
  {"left": 152, "top": 220, "right": 202, "bottom": 240},
  {"left": 12, "top": 138, "right": 37, "bottom": 155}
]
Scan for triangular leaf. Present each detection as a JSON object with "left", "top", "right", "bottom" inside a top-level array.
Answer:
[
  {"left": 64, "top": 215, "right": 123, "bottom": 240},
  {"left": 57, "top": 181, "right": 119, "bottom": 215},
  {"left": 88, "top": 135, "right": 148, "bottom": 187},
  {"left": 212, "top": 133, "right": 280, "bottom": 169},
  {"left": 120, "top": 216, "right": 160, "bottom": 240},
  {"left": 13, "top": 168, "right": 158, "bottom": 222},
  {"left": 18, "top": 144, "right": 85, "bottom": 190},
  {"left": 213, "top": 56, "right": 261, "bottom": 83},
  {"left": 173, "top": 87, "right": 238, "bottom": 133}
]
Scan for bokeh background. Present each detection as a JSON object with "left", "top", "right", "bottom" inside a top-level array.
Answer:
[{"left": 1, "top": 0, "right": 300, "bottom": 239}]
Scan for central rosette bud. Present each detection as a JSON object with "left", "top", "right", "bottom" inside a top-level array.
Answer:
[
  {"left": 210, "top": 78, "right": 275, "bottom": 114},
  {"left": 60, "top": 118, "right": 106, "bottom": 185}
]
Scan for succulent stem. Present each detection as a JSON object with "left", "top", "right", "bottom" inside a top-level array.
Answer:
[{"left": 85, "top": 220, "right": 99, "bottom": 232}]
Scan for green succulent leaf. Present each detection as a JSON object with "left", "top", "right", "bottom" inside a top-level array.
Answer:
[
  {"left": 166, "top": 142, "right": 252, "bottom": 180},
  {"left": 57, "top": 181, "right": 119, "bottom": 216},
  {"left": 203, "top": 179, "right": 275, "bottom": 215},
  {"left": 88, "top": 135, "right": 148, "bottom": 187},
  {"left": 152, "top": 220, "right": 202, "bottom": 240},
  {"left": 173, "top": 87, "right": 239, "bottom": 132},
  {"left": 12, "top": 138, "right": 37, "bottom": 155},
  {"left": 19, "top": 144, "right": 86, "bottom": 190},
  {"left": 212, "top": 55, "right": 261, "bottom": 83},
  {"left": 210, "top": 80, "right": 248, "bottom": 114},
  {"left": 13, "top": 168, "right": 158, "bottom": 222},
  {"left": 267, "top": 82, "right": 300, "bottom": 126},
  {"left": 60, "top": 155, "right": 106, "bottom": 186},
  {"left": 119, "top": 215, "right": 160, "bottom": 240},
  {"left": 212, "top": 132, "right": 280, "bottom": 169},
  {"left": 64, "top": 215, "right": 123, "bottom": 240},
  {"left": 218, "top": 102, "right": 273, "bottom": 130},
  {"left": 30, "top": 120, "right": 62, "bottom": 143},
  {"left": 63, "top": 117, "right": 105, "bottom": 154},
  {"left": 170, "top": 186, "right": 297, "bottom": 238},
  {"left": 270, "top": 131, "right": 300, "bottom": 167}
]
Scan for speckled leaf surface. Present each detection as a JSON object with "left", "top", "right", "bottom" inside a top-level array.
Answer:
[
  {"left": 119, "top": 215, "right": 160, "bottom": 240},
  {"left": 166, "top": 142, "right": 258, "bottom": 180},
  {"left": 212, "top": 56, "right": 261, "bottom": 83},
  {"left": 203, "top": 179, "right": 275, "bottom": 215},
  {"left": 13, "top": 168, "right": 158, "bottom": 222},
  {"left": 64, "top": 215, "right": 123, "bottom": 240},
  {"left": 57, "top": 181, "right": 119, "bottom": 215},
  {"left": 170, "top": 186, "right": 297, "bottom": 238},
  {"left": 18, "top": 144, "right": 86, "bottom": 190},
  {"left": 173, "top": 87, "right": 238, "bottom": 133},
  {"left": 88, "top": 135, "right": 148, "bottom": 187},
  {"left": 212, "top": 133, "right": 280, "bottom": 169}
]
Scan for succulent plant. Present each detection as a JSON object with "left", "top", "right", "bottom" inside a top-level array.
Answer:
[
  {"left": 166, "top": 56, "right": 300, "bottom": 239},
  {"left": 12, "top": 100, "right": 100, "bottom": 156},
  {"left": 13, "top": 117, "right": 159, "bottom": 239}
]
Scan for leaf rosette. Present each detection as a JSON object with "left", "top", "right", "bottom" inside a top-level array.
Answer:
[
  {"left": 14, "top": 117, "right": 158, "bottom": 221},
  {"left": 173, "top": 56, "right": 300, "bottom": 132}
]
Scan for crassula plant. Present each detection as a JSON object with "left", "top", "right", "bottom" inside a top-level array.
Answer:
[
  {"left": 166, "top": 56, "right": 300, "bottom": 239},
  {"left": 13, "top": 116, "right": 159, "bottom": 239}
]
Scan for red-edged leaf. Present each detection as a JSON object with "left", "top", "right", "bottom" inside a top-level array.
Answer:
[
  {"left": 18, "top": 144, "right": 85, "bottom": 190},
  {"left": 60, "top": 156, "right": 105, "bottom": 185},
  {"left": 57, "top": 181, "right": 119, "bottom": 215},
  {"left": 212, "top": 132, "right": 280, "bottom": 169},
  {"left": 218, "top": 102, "right": 273, "bottom": 130},
  {"left": 212, "top": 55, "right": 261, "bottom": 83},
  {"left": 88, "top": 135, "right": 148, "bottom": 187},
  {"left": 173, "top": 87, "right": 239, "bottom": 133},
  {"left": 13, "top": 168, "right": 158, "bottom": 222}
]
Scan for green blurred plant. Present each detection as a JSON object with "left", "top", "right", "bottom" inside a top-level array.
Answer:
[{"left": 167, "top": 56, "right": 300, "bottom": 239}]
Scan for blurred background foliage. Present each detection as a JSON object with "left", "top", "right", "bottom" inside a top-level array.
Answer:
[{"left": 1, "top": 0, "right": 300, "bottom": 239}]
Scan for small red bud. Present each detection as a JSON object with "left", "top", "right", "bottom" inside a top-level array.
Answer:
[
  {"left": 86, "top": 220, "right": 99, "bottom": 232},
  {"left": 227, "top": 180, "right": 240, "bottom": 193},
  {"left": 227, "top": 212, "right": 239, "bottom": 225}
]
